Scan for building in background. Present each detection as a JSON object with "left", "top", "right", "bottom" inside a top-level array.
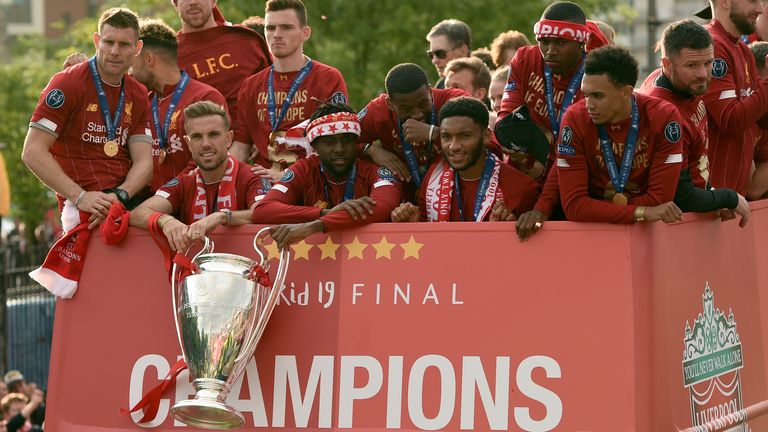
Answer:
[{"left": 0, "top": 0, "right": 104, "bottom": 40}]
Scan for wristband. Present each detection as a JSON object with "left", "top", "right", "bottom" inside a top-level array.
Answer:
[
  {"left": 362, "top": 143, "right": 372, "bottom": 154},
  {"left": 157, "top": 214, "right": 173, "bottom": 229},
  {"left": 74, "top": 190, "right": 86, "bottom": 207},
  {"left": 634, "top": 206, "right": 645, "bottom": 222},
  {"left": 428, "top": 125, "right": 435, "bottom": 145}
]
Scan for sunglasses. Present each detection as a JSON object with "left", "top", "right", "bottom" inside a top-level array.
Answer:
[{"left": 426, "top": 49, "right": 449, "bottom": 60}]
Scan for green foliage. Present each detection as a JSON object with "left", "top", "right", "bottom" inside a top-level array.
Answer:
[{"left": 1, "top": 0, "right": 618, "bottom": 233}]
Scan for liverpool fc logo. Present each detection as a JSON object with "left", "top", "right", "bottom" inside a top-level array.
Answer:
[{"left": 682, "top": 283, "right": 746, "bottom": 431}]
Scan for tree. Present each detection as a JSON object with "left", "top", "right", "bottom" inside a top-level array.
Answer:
[{"left": 1, "top": 0, "right": 619, "bottom": 235}]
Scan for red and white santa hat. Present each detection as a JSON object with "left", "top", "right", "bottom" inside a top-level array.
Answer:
[{"left": 305, "top": 112, "right": 361, "bottom": 144}]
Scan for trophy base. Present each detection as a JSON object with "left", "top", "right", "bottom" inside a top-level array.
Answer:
[{"left": 171, "top": 399, "right": 245, "bottom": 430}]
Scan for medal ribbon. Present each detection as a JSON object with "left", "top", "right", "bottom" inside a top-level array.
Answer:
[
  {"left": 543, "top": 55, "right": 584, "bottom": 141},
  {"left": 597, "top": 95, "right": 640, "bottom": 194},
  {"left": 88, "top": 56, "right": 125, "bottom": 142},
  {"left": 152, "top": 71, "right": 190, "bottom": 152},
  {"left": 395, "top": 103, "right": 437, "bottom": 188},
  {"left": 454, "top": 151, "right": 497, "bottom": 221},
  {"left": 267, "top": 59, "right": 314, "bottom": 133},
  {"left": 320, "top": 162, "right": 357, "bottom": 207}
]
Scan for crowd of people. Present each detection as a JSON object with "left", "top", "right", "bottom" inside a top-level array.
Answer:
[
  {"left": 0, "top": 370, "right": 45, "bottom": 432},
  {"left": 16, "top": 0, "right": 768, "bottom": 296}
]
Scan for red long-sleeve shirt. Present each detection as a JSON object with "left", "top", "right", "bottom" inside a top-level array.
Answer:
[
  {"left": 496, "top": 45, "right": 586, "bottom": 216},
  {"left": 557, "top": 94, "right": 684, "bottom": 223},
  {"left": 251, "top": 156, "right": 402, "bottom": 231},
  {"left": 703, "top": 19, "right": 768, "bottom": 193}
]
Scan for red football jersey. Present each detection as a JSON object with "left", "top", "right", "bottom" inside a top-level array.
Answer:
[
  {"left": 418, "top": 160, "right": 540, "bottom": 221},
  {"left": 156, "top": 158, "right": 261, "bottom": 224},
  {"left": 177, "top": 24, "right": 272, "bottom": 131},
  {"left": 358, "top": 87, "right": 467, "bottom": 200},
  {"left": 703, "top": 19, "right": 768, "bottom": 194},
  {"left": 556, "top": 94, "right": 684, "bottom": 223},
  {"left": 148, "top": 78, "right": 228, "bottom": 191},
  {"left": 29, "top": 61, "right": 152, "bottom": 192},
  {"left": 497, "top": 45, "right": 586, "bottom": 216},
  {"left": 640, "top": 68, "right": 710, "bottom": 188},
  {"left": 234, "top": 60, "right": 348, "bottom": 169},
  {"left": 251, "top": 156, "right": 402, "bottom": 231}
]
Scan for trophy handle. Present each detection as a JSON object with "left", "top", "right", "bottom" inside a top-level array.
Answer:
[
  {"left": 233, "top": 227, "right": 291, "bottom": 364},
  {"left": 171, "top": 236, "right": 214, "bottom": 363}
]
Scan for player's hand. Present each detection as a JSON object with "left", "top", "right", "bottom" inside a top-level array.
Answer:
[
  {"left": 729, "top": 193, "right": 750, "bottom": 228},
  {"left": 270, "top": 221, "right": 323, "bottom": 251},
  {"left": 515, "top": 209, "right": 546, "bottom": 240},
  {"left": 62, "top": 52, "right": 88, "bottom": 70},
  {"left": 251, "top": 164, "right": 283, "bottom": 183},
  {"left": 187, "top": 213, "right": 225, "bottom": 242},
  {"left": 368, "top": 146, "right": 411, "bottom": 182},
  {"left": 327, "top": 197, "right": 376, "bottom": 220},
  {"left": 643, "top": 201, "right": 683, "bottom": 223},
  {"left": 402, "top": 119, "right": 433, "bottom": 144},
  {"left": 162, "top": 218, "right": 191, "bottom": 251},
  {"left": 77, "top": 191, "right": 116, "bottom": 221},
  {"left": 489, "top": 200, "right": 516, "bottom": 222},
  {"left": 391, "top": 202, "right": 420, "bottom": 222}
]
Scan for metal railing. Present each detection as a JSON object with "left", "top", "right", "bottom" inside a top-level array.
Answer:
[{"left": 0, "top": 241, "right": 55, "bottom": 388}]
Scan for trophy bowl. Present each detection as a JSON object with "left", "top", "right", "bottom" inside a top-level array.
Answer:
[{"left": 170, "top": 227, "right": 290, "bottom": 429}]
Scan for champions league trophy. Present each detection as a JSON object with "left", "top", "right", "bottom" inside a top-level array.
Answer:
[{"left": 170, "top": 227, "right": 290, "bottom": 429}]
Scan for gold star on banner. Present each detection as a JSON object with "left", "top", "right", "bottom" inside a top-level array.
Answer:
[
  {"left": 400, "top": 236, "right": 423, "bottom": 260},
  {"left": 344, "top": 236, "right": 368, "bottom": 260},
  {"left": 290, "top": 240, "right": 313, "bottom": 261},
  {"left": 263, "top": 240, "right": 280, "bottom": 262},
  {"left": 317, "top": 236, "right": 340, "bottom": 260},
  {"left": 372, "top": 235, "right": 396, "bottom": 260}
]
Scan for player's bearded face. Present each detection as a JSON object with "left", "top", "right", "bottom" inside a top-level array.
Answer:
[
  {"left": 315, "top": 133, "right": 358, "bottom": 179},
  {"left": 177, "top": 0, "right": 214, "bottom": 29},
  {"left": 665, "top": 47, "right": 713, "bottom": 97},
  {"left": 730, "top": 0, "right": 762, "bottom": 35},
  {"left": 94, "top": 25, "right": 140, "bottom": 83},
  {"left": 185, "top": 115, "right": 233, "bottom": 172},
  {"left": 582, "top": 73, "right": 631, "bottom": 125},
  {"left": 440, "top": 116, "right": 486, "bottom": 173}
]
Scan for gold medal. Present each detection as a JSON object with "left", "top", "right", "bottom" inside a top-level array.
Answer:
[
  {"left": 612, "top": 192, "right": 628, "bottom": 205},
  {"left": 104, "top": 139, "right": 119, "bottom": 157},
  {"left": 269, "top": 131, "right": 277, "bottom": 145},
  {"left": 158, "top": 149, "right": 167, "bottom": 164}
]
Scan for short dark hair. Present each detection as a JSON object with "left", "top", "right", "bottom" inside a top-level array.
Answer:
[
  {"left": 541, "top": 1, "right": 587, "bottom": 24},
  {"left": 438, "top": 96, "right": 489, "bottom": 130},
  {"left": 98, "top": 7, "right": 140, "bottom": 38},
  {"left": 750, "top": 41, "right": 768, "bottom": 72},
  {"left": 427, "top": 19, "right": 472, "bottom": 50},
  {"left": 445, "top": 56, "right": 492, "bottom": 92},
  {"left": 584, "top": 45, "right": 639, "bottom": 87},
  {"left": 265, "top": 0, "right": 308, "bottom": 27},
  {"left": 140, "top": 19, "right": 178, "bottom": 60},
  {"left": 662, "top": 19, "right": 712, "bottom": 57},
  {"left": 309, "top": 102, "right": 357, "bottom": 123},
  {"left": 385, "top": 63, "right": 430, "bottom": 96}
]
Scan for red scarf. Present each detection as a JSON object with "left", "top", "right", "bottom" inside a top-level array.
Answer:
[
  {"left": 425, "top": 155, "right": 503, "bottom": 222},
  {"left": 29, "top": 205, "right": 91, "bottom": 299},
  {"left": 189, "top": 155, "right": 238, "bottom": 222}
]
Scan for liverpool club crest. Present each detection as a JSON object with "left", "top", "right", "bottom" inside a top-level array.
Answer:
[{"left": 682, "top": 283, "right": 746, "bottom": 431}]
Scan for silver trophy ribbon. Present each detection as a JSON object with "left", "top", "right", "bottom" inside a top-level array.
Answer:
[{"left": 170, "top": 227, "right": 290, "bottom": 429}]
